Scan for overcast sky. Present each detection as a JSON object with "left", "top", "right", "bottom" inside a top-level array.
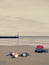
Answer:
[{"left": 0, "top": 0, "right": 49, "bottom": 35}]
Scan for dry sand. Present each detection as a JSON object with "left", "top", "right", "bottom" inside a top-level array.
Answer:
[{"left": 0, "top": 45, "right": 49, "bottom": 65}]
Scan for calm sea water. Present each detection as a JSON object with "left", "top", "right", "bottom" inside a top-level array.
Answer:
[{"left": 0, "top": 36, "right": 49, "bottom": 48}]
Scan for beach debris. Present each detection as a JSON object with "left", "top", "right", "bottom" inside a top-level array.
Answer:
[
  {"left": 6, "top": 52, "right": 30, "bottom": 58},
  {"left": 6, "top": 52, "right": 18, "bottom": 58},
  {"left": 6, "top": 52, "right": 12, "bottom": 56},
  {"left": 35, "top": 45, "right": 48, "bottom": 53},
  {"left": 19, "top": 52, "right": 30, "bottom": 57}
]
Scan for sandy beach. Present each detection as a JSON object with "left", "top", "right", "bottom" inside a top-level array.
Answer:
[{"left": 0, "top": 45, "right": 49, "bottom": 65}]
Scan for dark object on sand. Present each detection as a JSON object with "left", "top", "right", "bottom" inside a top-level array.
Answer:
[
  {"left": 19, "top": 52, "right": 30, "bottom": 57},
  {"left": 42, "top": 49, "right": 48, "bottom": 53},
  {"left": 6, "top": 52, "right": 18, "bottom": 58},
  {"left": 35, "top": 48, "right": 48, "bottom": 53},
  {"left": 6, "top": 52, "right": 13, "bottom": 56}
]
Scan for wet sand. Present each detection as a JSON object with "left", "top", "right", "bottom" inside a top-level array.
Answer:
[{"left": 0, "top": 45, "right": 49, "bottom": 65}]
